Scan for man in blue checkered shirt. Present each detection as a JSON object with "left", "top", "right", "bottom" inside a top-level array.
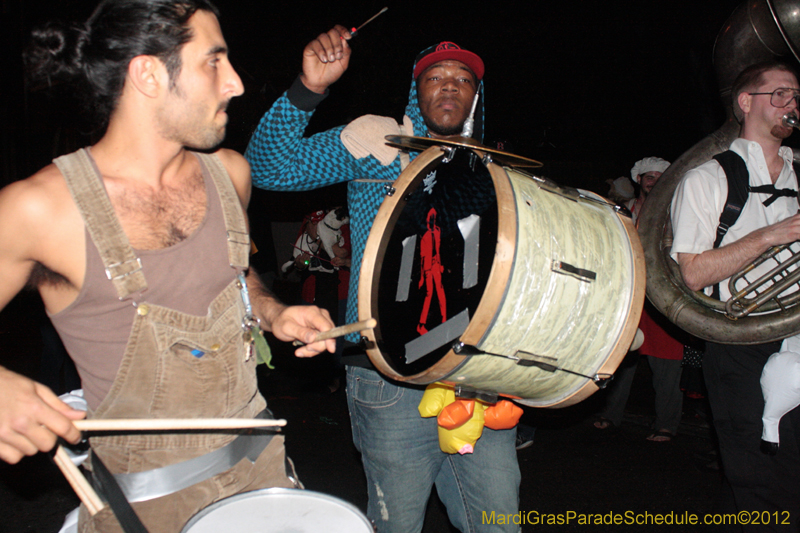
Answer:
[{"left": 245, "top": 26, "right": 520, "bottom": 533}]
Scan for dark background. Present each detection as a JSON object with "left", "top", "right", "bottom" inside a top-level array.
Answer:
[
  {"left": 0, "top": 0, "right": 760, "bottom": 225},
  {"left": 0, "top": 3, "right": 768, "bottom": 531}
]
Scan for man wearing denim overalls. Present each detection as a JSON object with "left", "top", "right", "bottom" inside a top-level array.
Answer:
[{"left": 0, "top": 1, "right": 335, "bottom": 531}]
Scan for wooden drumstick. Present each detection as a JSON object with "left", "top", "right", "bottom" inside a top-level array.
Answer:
[
  {"left": 350, "top": 7, "right": 388, "bottom": 37},
  {"left": 73, "top": 418, "right": 286, "bottom": 432},
  {"left": 293, "top": 318, "right": 377, "bottom": 346},
  {"left": 53, "top": 445, "right": 104, "bottom": 516},
  {"left": 54, "top": 418, "right": 288, "bottom": 516}
]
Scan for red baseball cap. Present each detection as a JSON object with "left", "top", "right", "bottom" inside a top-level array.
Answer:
[{"left": 413, "top": 42, "right": 484, "bottom": 81}]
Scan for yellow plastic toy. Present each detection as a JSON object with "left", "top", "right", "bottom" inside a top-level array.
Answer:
[{"left": 418, "top": 383, "right": 523, "bottom": 454}]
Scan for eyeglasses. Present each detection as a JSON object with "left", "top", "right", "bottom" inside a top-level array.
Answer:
[{"left": 748, "top": 88, "right": 800, "bottom": 108}]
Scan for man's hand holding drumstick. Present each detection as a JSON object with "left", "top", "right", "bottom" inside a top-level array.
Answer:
[
  {"left": 245, "top": 270, "right": 336, "bottom": 357},
  {"left": 300, "top": 25, "right": 352, "bottom": 95},
  {"left": 292, "top": 318, "right": 377, "bottom": 347},
  {"left": 0, "top": 366, "right": 85, "bottom": 464}
]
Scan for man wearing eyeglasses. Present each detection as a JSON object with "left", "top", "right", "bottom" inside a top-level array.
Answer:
[{"left": 671, "top": 61, "right": 800, "bottom": 529}]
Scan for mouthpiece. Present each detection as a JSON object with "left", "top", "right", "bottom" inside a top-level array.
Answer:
[
  {"left": 783, "top": 114, "right": 799, "bottom": 129},
  {"left": 460, "top": 92, "right": 481, "bottom": 138}
]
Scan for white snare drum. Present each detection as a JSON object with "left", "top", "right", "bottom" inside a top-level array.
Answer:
[
  {"left": 181, "top": 488, "right": 373, "bottom": 533},
  {"left": 358, "top": 144, "right": 645, "bottom": 407}
]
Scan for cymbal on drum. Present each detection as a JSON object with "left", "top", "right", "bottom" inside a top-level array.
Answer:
[{"left": 384, "top": 135, "right": 543, "bottom": 168}]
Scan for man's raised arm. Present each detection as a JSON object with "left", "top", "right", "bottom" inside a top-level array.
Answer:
[{"left": 244, "top": 25, "right": 361, "bottom": 193}]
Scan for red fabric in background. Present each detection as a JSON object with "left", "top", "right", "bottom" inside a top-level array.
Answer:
[{"left": 638, "top": 305, "right": 683, "bottom": 360}]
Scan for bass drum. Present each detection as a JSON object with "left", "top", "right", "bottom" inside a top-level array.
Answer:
[
  {"left": 181, "top": 488, "right": 373, "bottom": 533},
  {"left": 358, "top": 144, "right": 645, "bottom": 408}
]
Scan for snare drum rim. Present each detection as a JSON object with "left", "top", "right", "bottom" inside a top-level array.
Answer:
[{"left": 180, "top": 488, "right": 373, "bottom": 532}]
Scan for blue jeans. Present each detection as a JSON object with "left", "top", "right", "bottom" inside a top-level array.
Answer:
[{"left": 346, "top": 366, "right": 521, "bottom": 533}]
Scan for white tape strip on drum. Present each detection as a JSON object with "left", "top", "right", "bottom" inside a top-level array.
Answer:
[
  {"left": 404, "top": 308, "right": 470, "bottom": 364},
  {"left": 395, "top": 235, "right": 417, "bottom": 302},
  {"left": 457, "top": 214, "right": 481, "bottom": 289}
]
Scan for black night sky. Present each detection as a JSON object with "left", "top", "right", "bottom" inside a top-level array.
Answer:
[{"left": 0, "top": 0, "right": 786, "bottom": 221}]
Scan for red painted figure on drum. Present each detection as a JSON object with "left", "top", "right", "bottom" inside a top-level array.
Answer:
[{"left": 417, "top": 208, "right": 447, "bottom": 334}]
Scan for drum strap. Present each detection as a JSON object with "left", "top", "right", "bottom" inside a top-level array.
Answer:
[
  {"left": 107, "top": 409, "right": 277, "bottom": 503},
  {"left": 89, "top": 451, "right": 150, "bottom": 533}
]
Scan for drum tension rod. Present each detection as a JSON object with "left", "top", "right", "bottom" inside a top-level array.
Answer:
[
  {"left": 452, "top": 342, "right": 614, "bottom": 387},
  {"left": 577, "top": 191, "right": 621, "bottom": 210}
]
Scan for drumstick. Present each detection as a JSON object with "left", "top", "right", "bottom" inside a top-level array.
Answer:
[
  {"left": 53, "top": 445, "right": 104, "bottom": 516},
  {"left": 73, "top": 418, "right": 286, "bottom": 432},
  {"left": 293, "top": 318, "right": 377, "bottom": 346},
  {"left": 350, "top": 7, "right": 388, "bottom": 37}
]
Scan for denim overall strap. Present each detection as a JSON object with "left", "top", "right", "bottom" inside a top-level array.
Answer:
[
  {"left": 194, "top": 152, "right": 249, "bottom": 270},
  {"left": 53, "top": 148, "right": 148, "bottom": 300}
]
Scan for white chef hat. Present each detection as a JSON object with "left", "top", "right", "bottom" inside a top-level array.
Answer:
[{"left": 630, "top": 157, "right": 670, "bottom": 183}]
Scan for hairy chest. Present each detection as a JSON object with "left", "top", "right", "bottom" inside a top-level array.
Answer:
[{"left": 109, "top": 171, "right": 207, "bottom": 250}]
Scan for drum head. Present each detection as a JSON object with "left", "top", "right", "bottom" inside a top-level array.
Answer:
[
  {"left": 181, "top": 488, "right": 373, "bottom": 533},
  {"left": 368, "top": 148, "right": 499, "bottom": 377}
]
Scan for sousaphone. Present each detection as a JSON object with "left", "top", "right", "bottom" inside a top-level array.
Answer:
[{"left": 640, "top": 0, "right": 800, "bottom": 344}]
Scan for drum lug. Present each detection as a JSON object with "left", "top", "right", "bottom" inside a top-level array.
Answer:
[
  {"left": 551, "top": 260, "right": 597, "bottom": 283},
  {"left": 453, "top": 384, "right": 499, "bottom": 404},
  {"left": 451, "top": 341, "right": 483, "bottom": 356},
  {"left": 593, "top": 373, "right": 615, "bottom": 389},
  {"left": 441, "top": 146, "right": 457, "bottom": 163},
  {"left": 359, "top": 336, "right": 375, "bottom": 350},
  {"left": 383, "top": 183, "right": 396, "bottom": 196},
  {"left": 482, "top": 153, "right": 493, "bottom": 166},
  {"left": 613, "top": 203, "right": 633, "bottom": 218}
]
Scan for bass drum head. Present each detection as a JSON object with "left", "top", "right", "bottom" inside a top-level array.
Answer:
[
  {"left": 365, "top": 147, "right": 499, "bottom": 378},
  {"left": 181, "top": 488, "right": 373, "bottom": 533}
]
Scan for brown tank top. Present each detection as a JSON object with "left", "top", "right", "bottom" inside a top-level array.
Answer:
[{"left": 49, "top": 152, "right": 236, "bottom": 409}]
